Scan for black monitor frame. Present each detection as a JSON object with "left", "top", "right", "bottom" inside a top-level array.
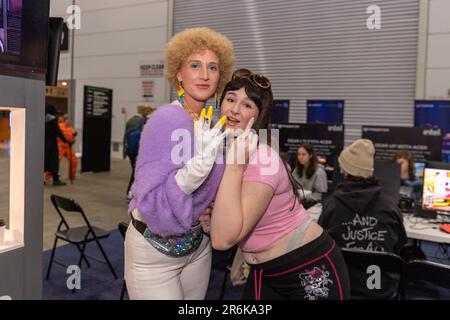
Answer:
[
  {"left": 421, "top": 161, "right": 450, "bottom": 217},
  {"left": 0, "top": 0, "right": 50, "bottom": 80}
]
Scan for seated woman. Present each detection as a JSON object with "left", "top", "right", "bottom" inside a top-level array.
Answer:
[
  {"left": 292, "top": 144, "right": 328, "bottom": 219},
  {"left": 394, "top": 150, "right": 422, "bottom": 202},
  {"left": 209, "top": 69, "right": 350, "bottom": 300}
]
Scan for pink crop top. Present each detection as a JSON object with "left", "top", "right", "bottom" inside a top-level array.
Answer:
[{"left": 239, "top": 144, "right": 309, "bottom": 253}]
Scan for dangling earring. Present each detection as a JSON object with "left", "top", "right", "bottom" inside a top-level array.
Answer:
[
  {"left": 215, "top": 92, "right": 219, "bottom": 110},
  {"left": 178, "top": 82, "right": 185, "bottom": 106}
]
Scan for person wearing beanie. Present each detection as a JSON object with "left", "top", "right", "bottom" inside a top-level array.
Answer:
[
  {"left": 318, "top": 139, "right": 407, "bottom": 299},
  {"left": 338, "top": 139, "right": 374, "bottom": 179}
]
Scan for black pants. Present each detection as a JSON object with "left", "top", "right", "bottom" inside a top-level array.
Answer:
[
  {"left": 127, "top": 154, "right": 137, "bottom": 194},
  {"left": 243, "top": 231, "right": 350, "bottom": 300},
  {"left": 44, "top": 140, "right": 60, "bottom": 180}
]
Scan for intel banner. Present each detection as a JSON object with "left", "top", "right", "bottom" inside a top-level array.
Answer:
[
  {"left": 270, "top": 123, "right": 344, "bottom": 185},
  {"left": 362, "top": 126, "right": 442, "bottom": 162},
  {"left": 415, "top": 100, "right": 450, "bottom": 162},
  {"left": 307, "top": 100, "right": 344, "bottom": 124},
  {"left": 271, "top": 99, "right": 290, "bottom": 124}
]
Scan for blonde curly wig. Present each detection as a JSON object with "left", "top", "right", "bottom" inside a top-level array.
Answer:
[{"left": 165, "top": 27, "right": 235, "bottom": 93}]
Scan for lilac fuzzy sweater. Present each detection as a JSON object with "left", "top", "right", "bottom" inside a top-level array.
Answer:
[{"left": 128, "top": 102, "right": 224, "bottom": 236}]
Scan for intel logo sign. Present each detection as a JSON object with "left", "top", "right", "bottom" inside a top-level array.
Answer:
[
  {"left": 328, "top": 125, "right": 343, "bottom": 132},
  {"left": 423, "top": 128, "right": 441, "bottom": 136}
]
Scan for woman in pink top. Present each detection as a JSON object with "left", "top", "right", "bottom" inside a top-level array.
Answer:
[{"left": 208, "top": 69, "right": 350, "bottom": 300}]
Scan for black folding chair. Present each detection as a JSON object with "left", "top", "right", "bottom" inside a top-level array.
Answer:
[
  {"left": 118, "top": 222, "right": 129, "bottom": 300},
  {"left": 341, "top": 247, "right": 405, "bottom": 300},
  {"left": 46, "top": 195, "right": 118, "bottom": 282},
  {"left": 402, "top": 259, "right": 450, "bottom": 299}
]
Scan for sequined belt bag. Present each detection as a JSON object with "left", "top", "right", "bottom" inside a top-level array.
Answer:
[{"left": 131, "top": 214, "right": 203, "bottom": 258}]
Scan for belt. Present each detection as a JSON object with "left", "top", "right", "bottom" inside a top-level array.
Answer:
[
  {"left": 130, "top": 213, "right": 147, "bottom": 235},
  {"left": 130, "top": 212, "right": 202, "bottom": 237},
  {"left": 129, "top": 212, "right": 204, "bottom": 257}
]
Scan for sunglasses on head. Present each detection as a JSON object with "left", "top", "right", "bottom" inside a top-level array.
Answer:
[{"left": 232, "top": 68, "right": 271, "bottom": 89}]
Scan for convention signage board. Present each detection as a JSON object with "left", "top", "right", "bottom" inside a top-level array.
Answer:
[
  {"left": 270, "top": 123, "right": 345, "bottom": 185},
  {"left": 82, "top": 85, "right": 113, "bottom": 172},
  {"left": 362, "top": 125, "right": 442, "bottom": 163},
  {"left": 415, "top": 100, "right": 450, "bottom": 162},
  {"left": 307, "top": 100, "right": 344, "bottom": 124},
  {"left": 271, "top": 100, "right": 290, "bottom": 124}
]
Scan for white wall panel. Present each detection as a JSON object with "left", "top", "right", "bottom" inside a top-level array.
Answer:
[
  {"left": 428, "top": 0, "right": 450, "bottom": 33},
  {"left": 76, "top": 2, "right": 167, "bottom": 35},
  {"left": 74, "top": 26, "right": 167, "bottom": 57},
  {"left": 427, "top": 34, "right": 450, "bottom": 68},
  {"left": 57, "top": 57, "right": 72, "bottom": 80},
  {"left": 425, "top": 0, "right": 450, "bottom": 99},
  {"left": 49, "top": 0, "right": 73, "bottom": 16},
  {"left": 426, "top": 69, "right": 450, "bottom": 97},
  {"left": 73, "top": 52, "right": 164, "bottom": 79},
  {"left": 73, "top": 78, "right": 166, "bottom": 102},
  {"left": 76, "top": 0, "right": 163, "bottom": 12}
]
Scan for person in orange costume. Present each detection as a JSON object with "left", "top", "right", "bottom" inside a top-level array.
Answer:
[{"left": 57, "top": 116, "right": 77, "bottom": 180}]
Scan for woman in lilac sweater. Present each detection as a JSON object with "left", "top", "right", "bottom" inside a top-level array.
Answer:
[{"left": 124, "top": 28, "right": 235, "bottom": 300}]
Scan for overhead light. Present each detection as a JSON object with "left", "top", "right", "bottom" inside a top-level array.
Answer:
[{"left": 61, "top": 81, "right": 68, "bottom": 86}]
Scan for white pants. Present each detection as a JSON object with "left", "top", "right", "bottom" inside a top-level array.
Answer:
[
  {"left": 306, "top": 203, "right": 323, "bottom": 222},
  {"left": 124, "top": 221, "right": 212, "bottom": 300}
]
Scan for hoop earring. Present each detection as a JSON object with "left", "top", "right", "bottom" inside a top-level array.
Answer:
[{"left": 178, "top": 82, "right": 185, "bottom": 106}]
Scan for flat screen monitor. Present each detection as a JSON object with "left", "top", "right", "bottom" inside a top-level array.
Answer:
[
  {"left": 307, "top": 100, "right": 344, "bottom": 124},
  {"left": 374, "top": 160, "right": 401, "bottom": 203},
  {"left": 414, "top": 162, "right": 425, "bottom": 179},
  {"left": 422, "top": 161, "right": 450, "bottom": 216},
  {"left": 0, "top": 0, "right": 50, "bottom": 79}
]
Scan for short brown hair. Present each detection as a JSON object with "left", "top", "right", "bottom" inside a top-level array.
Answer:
[{"left": 164, "top": 27, "right": 235, "bottom": 93}]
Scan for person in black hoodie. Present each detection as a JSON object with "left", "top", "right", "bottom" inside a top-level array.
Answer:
[
  {"left": 318, "top": 139, "right": 407, "bottom": 299},
  {"left": 45, "top": 104, "right": 71, "bottom": 186}
]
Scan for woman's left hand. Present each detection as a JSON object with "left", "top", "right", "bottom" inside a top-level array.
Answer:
[
  {"left": 226, "top": 118, "right": 258, "bottom": 166},
  {"left": 199, "top": 205, "right": 213, "bottom": 234}
]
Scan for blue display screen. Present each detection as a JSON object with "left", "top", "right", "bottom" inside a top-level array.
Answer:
[
  {"left": 414, "top": 162, "right": 425, "bottom": 179},
  {"left": 307, "top": 100, "right": 344, "bottom": 124},
  {"left": 271, "top": 100, "right": 290, "bottom": 124},
  {"left": 415, "top": 100, "right": 450, "bottom": 162}
]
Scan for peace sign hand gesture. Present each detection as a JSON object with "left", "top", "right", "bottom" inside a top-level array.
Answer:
[{"left": 226, "top": 118, "right": 258, "bottom": 166}]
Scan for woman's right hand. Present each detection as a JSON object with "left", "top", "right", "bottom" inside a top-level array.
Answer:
[
  {"left": 174, "top": 107, "right": 230, "bottom": 195},
  {"left": 194, "top": 106, "right": 228, "bottom": 163}
]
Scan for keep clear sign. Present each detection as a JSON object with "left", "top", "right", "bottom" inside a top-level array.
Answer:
[{"left": 140, "top": 61, "right": 164, "bottom": 77}]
